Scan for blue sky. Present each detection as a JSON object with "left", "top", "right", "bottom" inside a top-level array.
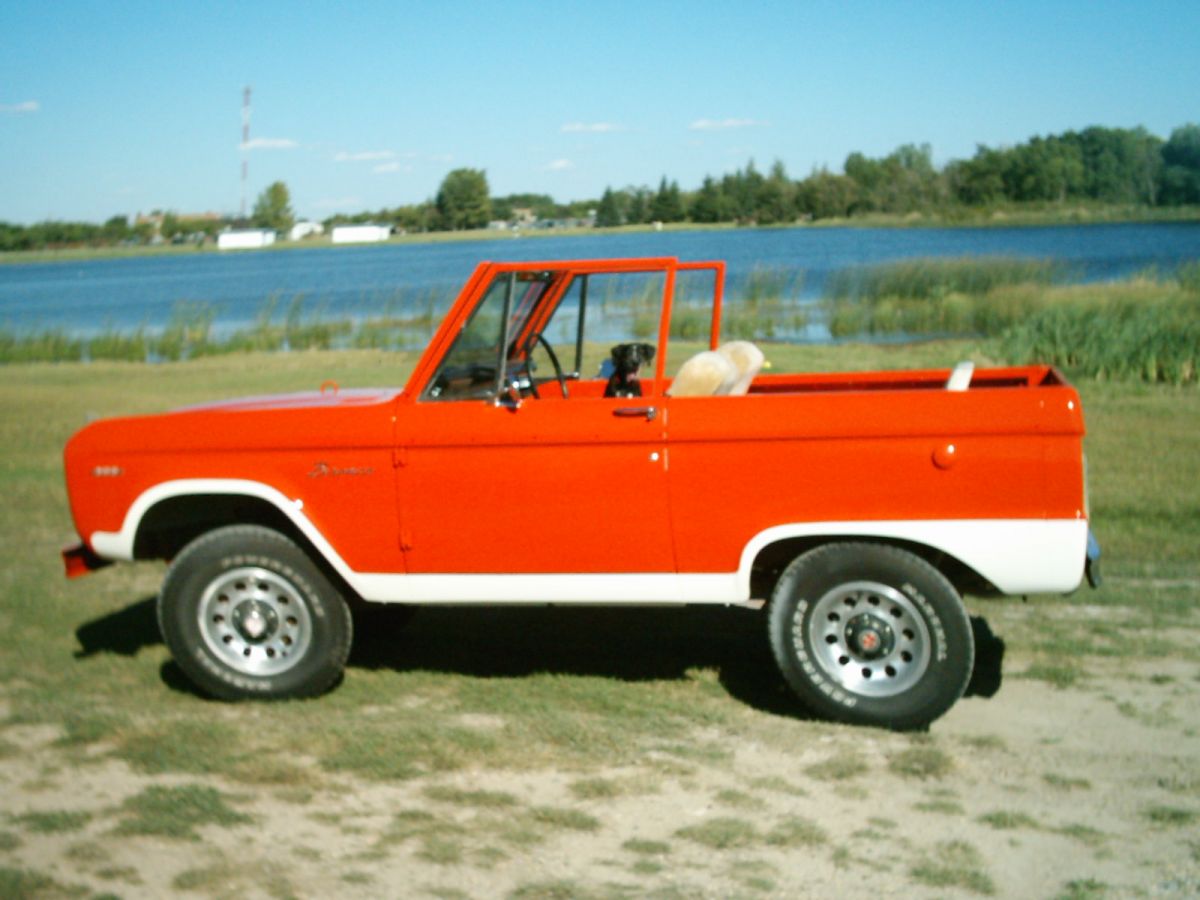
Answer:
[{"left": 2, "top": 0, "right": 1198, "bottom": 224}]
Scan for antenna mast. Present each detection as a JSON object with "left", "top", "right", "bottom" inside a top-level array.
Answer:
[{"left": 240, "top": 86, "right": 252, "bottom": 220}]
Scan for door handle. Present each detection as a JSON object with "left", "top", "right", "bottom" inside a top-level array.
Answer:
[{"left": 613, "top": 406, "right": 657, "bottom": 421}]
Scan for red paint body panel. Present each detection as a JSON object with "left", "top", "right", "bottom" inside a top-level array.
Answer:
[{"left": 62, "top": 256, "right": 1089, "bottom": 593}]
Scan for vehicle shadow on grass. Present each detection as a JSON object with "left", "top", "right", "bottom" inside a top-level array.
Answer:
[
  {"left": 74, "top": 596, "right": 161, "bottom": 658},
  {"left": 70, "top": 600, "right": 1004, "bottom": 715},
  {"left": 353, "top": 604, "right": 806, "bottom": 717},
  {"left": 349, "top": 605, "right": 1006, "bottom": 717}
]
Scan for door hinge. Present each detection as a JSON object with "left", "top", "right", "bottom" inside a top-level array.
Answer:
[{"left": 393, "top": 445, "right": 408, "bottom": 468}]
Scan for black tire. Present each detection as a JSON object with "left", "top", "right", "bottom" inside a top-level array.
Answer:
[
  {"left": 767, "top": 542, "right": 973, "bottom": 730},
  {"left": 157, "top": 525, "right": 352, "bottom": 700}
]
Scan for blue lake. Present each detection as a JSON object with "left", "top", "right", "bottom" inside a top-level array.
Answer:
[{"left": 1, "top": 222, "right": 1197, "bottom": 342}]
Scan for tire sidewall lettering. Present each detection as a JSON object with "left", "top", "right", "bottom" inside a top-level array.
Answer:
[
  {"left": 159, "top": 526, "right": 351, "bottom": 701},
  {"left": 768, "top": 542, "right": 973, "bottom": 728},
  {"left": 789, "top": 597, "right": 858, "bottom": 709}
]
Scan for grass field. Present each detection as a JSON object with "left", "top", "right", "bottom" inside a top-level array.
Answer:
[{"left": 1, "top": 343, "right": 1198, "bottom": 897}]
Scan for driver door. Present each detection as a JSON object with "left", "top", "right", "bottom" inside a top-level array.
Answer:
[{"left": 397, "top": 265, "right": 676, "bottom": 576}]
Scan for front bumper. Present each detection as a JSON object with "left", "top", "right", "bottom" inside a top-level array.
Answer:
[{"left": 62, "top": 541, "right": 112, "bottom": 578}]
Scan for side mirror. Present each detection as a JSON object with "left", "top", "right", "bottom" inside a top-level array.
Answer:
[{"left": 494, "top": 379, "right": 523, "bottom": 411}]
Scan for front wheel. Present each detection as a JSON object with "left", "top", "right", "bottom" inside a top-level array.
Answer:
[
  {"left": 767, "top": 542, "right": 974, "bottom": 730},
  {"left": 158, "top": 525, "right": 352, "bottom": 700}
]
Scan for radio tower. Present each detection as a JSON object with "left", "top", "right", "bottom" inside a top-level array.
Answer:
[{"left": 240, "top": 86, "right": 252, "bottom": 220}]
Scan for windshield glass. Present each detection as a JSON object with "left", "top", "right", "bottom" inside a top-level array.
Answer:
[{"left": 424, "top": 271, "right": 553, "bottom": 400}]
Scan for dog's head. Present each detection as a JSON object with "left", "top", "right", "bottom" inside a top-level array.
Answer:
[{"left": 610, "top": 342, "right": 656, "bottom": 374}]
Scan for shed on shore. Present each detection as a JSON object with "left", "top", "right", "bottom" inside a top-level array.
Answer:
[{"left": 217, "top": 229, "right": 276, "bottom": 250}]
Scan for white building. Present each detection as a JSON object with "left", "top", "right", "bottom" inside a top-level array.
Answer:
[
  {"left": 331, "top": 224, "right": 392, "bottom": 244},
  {"left": 289, "top": 221, "right": 325, "bottom": 241},
  {"left": 217, "top": 229, "right": 276, "bottom": 250}
]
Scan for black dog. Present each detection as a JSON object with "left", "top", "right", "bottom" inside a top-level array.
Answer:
[{"left": 604, "top": 342, "right": 655, "bottom": 398}]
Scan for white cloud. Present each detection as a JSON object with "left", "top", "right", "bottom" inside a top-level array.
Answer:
[
  {"left": 688, "top": 118, "right": 768, "bottom": 131},
  {"left": 335, "top": 150, "right": 395, "bottom": 162},
  {"left": 240, "top": 137, "right": 298, "bottom": 150},
  {"left": 561, "top": 122, "right": 625, "bottom": 133},
  {"left": 373, "top": 161, "right": 411, "bottom": 175},
  {"left": 546, "top": 159, "right": 575, "bottom": 171},
  {"left": 0, "top": 100, "right": 38, "bottom": 114}
]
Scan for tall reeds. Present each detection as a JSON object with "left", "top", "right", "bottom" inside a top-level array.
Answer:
[
  {"left": 824, "top": 257, "right": 1066, "bottom": 338},
  {"left": 998, "top": 285, "right": 1198, "bottom": 386}
]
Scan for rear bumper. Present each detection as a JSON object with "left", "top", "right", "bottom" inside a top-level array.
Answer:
[
  {"left": 1085, "top": 529, "right": 1102, "bottom": 589},
  {"left": 62, "top": 541, "right": 112, "bottom": 578}
]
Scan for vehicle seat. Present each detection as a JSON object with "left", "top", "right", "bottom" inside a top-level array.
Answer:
[
  {"left": 715, "top": 341, "right": 765, "bottom": 395},
  {"left": 668, "top": 350, "right": 737, "bottom": 396}
]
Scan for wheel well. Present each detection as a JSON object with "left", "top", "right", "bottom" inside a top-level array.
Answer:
[
  {"left": 749, "top": 536, "right": 998, "bottom": 600},
  {"left": 133, "top": 494, "right": 363, "bottom": 601}
]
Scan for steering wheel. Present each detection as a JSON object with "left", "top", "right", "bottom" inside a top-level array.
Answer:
[{"left": 531, "top": 333, "right": 568, "bottom": 398}]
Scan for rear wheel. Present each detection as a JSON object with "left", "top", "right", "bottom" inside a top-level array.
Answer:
[
  {"left": 767, "top": 542, "right": 973, "bottom": 730},
  {"left": 158, "top": 525, "right": 352, "bottom": 700}
]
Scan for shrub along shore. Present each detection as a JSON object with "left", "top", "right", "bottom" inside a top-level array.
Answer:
[{"left": 2, "top": 258, "right": 1196, "bottom": 385}]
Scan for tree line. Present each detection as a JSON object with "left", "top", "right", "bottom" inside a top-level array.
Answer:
[
  {"left": 3, "top": 123, "right": 1197, "bottom": 252},
  {"left": 596, "top": 124, "right": 1200, "bottom": 226}
]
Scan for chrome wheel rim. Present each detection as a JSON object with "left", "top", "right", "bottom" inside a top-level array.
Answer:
[
  {"left": 198, "top": 566, "right": 312, "bottom": 676},
  {"left": 805, "top": 580, "right": 931, "bottom": 698}
]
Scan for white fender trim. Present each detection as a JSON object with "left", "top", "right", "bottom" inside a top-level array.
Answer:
[
  {"left": 738, "top": 519, "right": 1089, "bottom": 596},
  {"left": 92, "top": 480, "right": 1087, "bottom": 603},
  {"left": 89, "top": 478, "right": 362, "bottom": 587}
]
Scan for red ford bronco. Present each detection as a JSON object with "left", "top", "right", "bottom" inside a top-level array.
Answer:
[{"left": 62, "top": 257, "right": 1099, "bottom": 729}]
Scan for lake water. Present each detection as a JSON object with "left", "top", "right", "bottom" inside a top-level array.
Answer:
[{"left": 1, "top": 222, "right": 1197, "bottom": 343}]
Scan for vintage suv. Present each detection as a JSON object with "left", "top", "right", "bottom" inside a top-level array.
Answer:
[{"left": 62, "top": 257, "right": 1099, "bottom": 729}]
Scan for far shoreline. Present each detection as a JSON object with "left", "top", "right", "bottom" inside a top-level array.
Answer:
[{"left": 2, "top": 206, "right": 1198, "bottom": 267}]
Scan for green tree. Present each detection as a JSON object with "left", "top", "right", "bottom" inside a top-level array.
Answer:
[
  {"left": 101, "top": 215, "right": 131, "bottom": 242},
  {"left": 595, "top": 187, "right": 623, "bottom": 227},
  {"left": 650, "top": 176, "right": 685, "bottom": 222},
  {"left": 626, "top": 187, "right": 651, "bottom": 224},
  {"left": 1159, "top": 124, "right": 1200, "bottom": 205},
  {"left": 756, "top": 160, "right": 796, "bottom": 224},
  {"left": 436, "top": 168, "right": 492, "bottom": 230},
  {"left": 723, "top": 161, "right": 766, "bottom": 221},
  {"left": 690, "top": 176, "right": 731, "bottom": 223},
  {"left": 251, "top": 181, "right": 294, "bottom": 232},
  {"left": 796, "top": 169, "right": 857, "bottom": 219}
]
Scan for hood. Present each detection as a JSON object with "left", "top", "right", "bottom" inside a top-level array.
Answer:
[{"left": 172, "top": 387, "right": 399, "bottom": 414}]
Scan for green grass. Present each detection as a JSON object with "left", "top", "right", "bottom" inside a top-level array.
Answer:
[
  {"left": 1018, "top": 662, "right": 1082, "bottom": 689},
  {"left": 9, "top": 810, "right": 92, "bottom": 834},
  {"left": 114, "top": 785, "right": 250, "bottom": 840},
  {"left": 0, "top": 866, "right": 88, "bottom": 899},
  {"left": 977, "top": 810, "right": 1039, "bottom": 830},
  {"left": 1055, "top": 879, "right": 1109, "bottom": 900},
  {"left": 424, "top": 786, "right": 520, "bottom": 808},
  {"left": 910, "top": 840, "right": 996, "bottom": 895},
  {"left": 1143, "top": 805, "right": 1198, "bottom": 827},
  {"left": 675, "top": 817, "right": 759, "bottom": 849},
  {"left": 889, "top": 744, "right": 955, "bottom": 780},
  {"left": 764, "top": 816, "right": 827, "bottom": 847},
  {"left": 804, "top": 753, "right": 870, "bottom": 782},
  {"left": 621, "top": 838, "right": 671, "bottom": 856},
  {"left": 525, "top": 806, "right": 601, "bottom": 832}
]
